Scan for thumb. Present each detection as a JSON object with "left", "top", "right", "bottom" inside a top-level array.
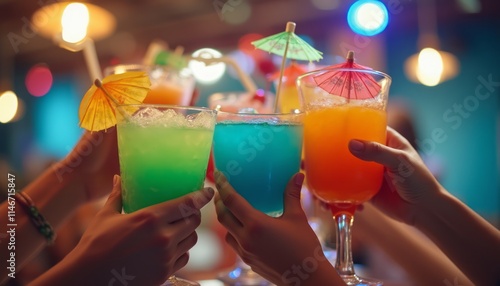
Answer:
[
  {"left": 348, "top": 139, "right": 402, "bottom": 172},
  {"left": 99, "top": 174, "right": 123, "bottom": 215},
  {"left": 283, "top": 173, "right": 305, "bottom": 217}
]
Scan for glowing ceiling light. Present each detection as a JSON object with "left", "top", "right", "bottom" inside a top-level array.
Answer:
[
  {"left": 61, "top": 3, "right": 89, "bottom": 43},
  {"left": 405, "top": 48, "right": 459, "bottom": 87},
  {"left": 416, "top": 48, "right": 443, "bottom": 86},
  {"left": 404, "top": 0, "right": 459, "bottom": 86},
  {"left": 347, "top": 0, "right": 388, "bottom": 36},
  {"left": 0, "top": 91, "right": 19, "bottom": 124},
  {"left": 189, "top": 48, "right": 226, "bottom": 84}
]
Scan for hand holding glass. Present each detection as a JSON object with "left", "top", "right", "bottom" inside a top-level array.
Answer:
[{"left": 116, "top": 104, "right": 216, "bottom": 285}]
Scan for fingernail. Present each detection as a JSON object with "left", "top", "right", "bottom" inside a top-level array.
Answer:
[
  {"left": 113, "top": 174, "right": 119, "bottom": 187},
  {"left": 214, "top": 170, "right": 223, "bottom": 184},
  {"left": 205, "top": 187, "right": 215, "bottom": 196},
  {"left": 294, "top": 173, "right": 305, "bottom": 186},
  {"left": 349, "top": 140, "right": 365, "bottom": 153},
  {"left": 213, "top": 169, "right": 220, "bottom": 180}
]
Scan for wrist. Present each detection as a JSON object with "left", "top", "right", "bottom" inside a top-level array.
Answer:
[
  {"left": 411, "top": 183, "right": 447, "bottom": 224},
  {"left": 413, "top": 187, "right": 459, "bottom": 235}
]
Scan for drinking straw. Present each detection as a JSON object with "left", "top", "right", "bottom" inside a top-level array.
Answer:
[
  {"left": 55, "top": 38, "right": 102, "bottom": 81},
  {"left": 188, "top": 55, "right": 257, "bottom": 93}
]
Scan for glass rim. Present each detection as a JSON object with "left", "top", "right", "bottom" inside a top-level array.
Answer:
[
  {"left": 105, "top": 63, "right": 179, "bottom": 71},
  {"left": 216, "top": 110, "right": 305, "bottom": 116},
  {"left": 104, "top": 64, "right": 193, "bottom": 77},
  {"left": 116, "top": 103, "right": 216, "bottom": 113},
  {"left": 297, "top": 67, "right": 392, "bottom": 82}
]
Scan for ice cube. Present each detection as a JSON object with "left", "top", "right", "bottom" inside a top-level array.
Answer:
[
  {"left": 160, "top": 109, "right": 185, "bottom": 127},
  {"left": 134, "top": 107, "right": 164, "bottom": 119},
  {"left": 190, "top": 111, "right": 215, "bottom": 129},
  {"left": 131, "top": 107, "right": 164, "bottom": 126}
]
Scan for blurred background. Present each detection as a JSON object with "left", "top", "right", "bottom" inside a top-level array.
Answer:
[
  {"left": 0, "top": 0, "right": 499, "bottom": 284},
  {"left": 2, "top": 0, "right": 497, "bottom": 223}
]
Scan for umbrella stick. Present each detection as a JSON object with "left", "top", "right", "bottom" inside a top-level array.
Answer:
[
  {"left": 273, "top": 22, "right": 296, "bottom": 113},
  {"left": 274, "top": 47, "right": 288, "bottom": 113},
  {"left": 346, "top": 51, "right": 354, "bottom": 103},
  {"left": 94, "top": 79, "right": 128, "bottom": 119}
]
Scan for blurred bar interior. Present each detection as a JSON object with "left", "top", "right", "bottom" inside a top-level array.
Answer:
[{"left": 0, "top": 0, "right": 499, "bottom": 282}]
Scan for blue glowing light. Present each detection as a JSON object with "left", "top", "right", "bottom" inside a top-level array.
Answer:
[
  {"left": 35, "top": 77, "right": 82, "bottom": 159},
  {"left": 347, "top": 0, "right": 389, "bottom": 36}
]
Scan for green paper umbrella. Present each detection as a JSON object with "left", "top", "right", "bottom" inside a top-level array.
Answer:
[{"left": 252, "top": 22, "right": 323, "bottom": 111}]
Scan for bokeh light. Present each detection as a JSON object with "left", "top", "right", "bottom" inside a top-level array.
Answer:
[
  {"left": 238, "top": 33, "right": 263, "bottom": 55},
  {"left": 0, "top": 91, "right": 18, "bottom": 123},
  {"left": 35, "top": 79, "right": 81, "bottom": 158},
  {"left": 220, "top": 0, "right": 251, "bottom": 25},
  {"left": 61, "top": 3, "right": 89, "bottom": 43},
  {"left": 347, "top": 0, "right": 389, "bottom": 36},
  {"left": 189, "top": 48, "right": 226, "bottom": 84},
  {"left": 416, "top": 48, "right": 444, "bottom": 86},
  {"left": 297, "top": 34, "right": 315, "bottom": 47},
  {"left": 25, "top": 63, "right": 53, "bottom": 97}
]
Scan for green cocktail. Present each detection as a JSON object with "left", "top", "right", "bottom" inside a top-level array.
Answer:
[{"left": 116, "top": 104, "right": 216, "bottom": 213}]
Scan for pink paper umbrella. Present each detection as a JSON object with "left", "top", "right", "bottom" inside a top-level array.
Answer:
[{"left": 313, "top": 51, "right": 381, "bottom": 100}]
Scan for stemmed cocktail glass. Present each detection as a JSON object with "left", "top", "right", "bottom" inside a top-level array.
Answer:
[
  {"left": 116, "top": 104, "right": 216, "bottom": 286},
  {"left": 297, "top": 68, "right": 391, "bottom": 286},
  {"left": 212, "top": 110, "right": 304, "bottom": 285}
]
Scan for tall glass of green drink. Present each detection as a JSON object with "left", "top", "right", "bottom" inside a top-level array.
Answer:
[{"left": 116, "top": 104, "right": 216, "bottom": 286}]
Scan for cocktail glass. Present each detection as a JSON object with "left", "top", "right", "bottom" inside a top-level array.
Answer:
[
  {"left": 106, "top": 64, "right": 195, "bottom": 105},
  {"left": 116, "top": 104, "right": 216, "bottom": 286},
  {"left": 297, "top": 68, "right": 391, "bottom": 286},
  {"left": 208, "top": 90, "right": 275, "bottom": 114},
  {"left": 212, "top": 110, "right": 304, "bottom": 285}
]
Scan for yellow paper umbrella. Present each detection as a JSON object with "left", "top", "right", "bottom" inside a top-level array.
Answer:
[{"left": 79, "top": 71, "right": 150, "bottom": 131}]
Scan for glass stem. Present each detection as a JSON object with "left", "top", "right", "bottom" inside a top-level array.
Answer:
[{"left": 334, "top": 213, "right": 355, "bottom": 276}]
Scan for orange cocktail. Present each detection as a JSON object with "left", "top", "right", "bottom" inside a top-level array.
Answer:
[
  {"left": 144, "top": 82, "right": 186, "bottom": 105},
  {"left": 298, "top": 64, "right": 391, "bottom": 286},
  {"left": 304, "top": 105, "right": 386, "bottom": 205}
]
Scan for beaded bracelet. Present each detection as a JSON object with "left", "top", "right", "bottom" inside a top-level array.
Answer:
[{"left": 15, "top": 192, "right": 57, "bottom": 245}]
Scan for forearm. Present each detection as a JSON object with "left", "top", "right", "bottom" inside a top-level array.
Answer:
[
  {"left": 1, "top": 161, "right": 85, "bottom": 282},
  {"left": 357, "top": 203, "right": 473, "bottom": 285},
  {"left": 415, "top": 190, "right": 500, "bottom": 285},
  {"left": 28, "top": 246, "right": 93, "bottom": 286}
]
